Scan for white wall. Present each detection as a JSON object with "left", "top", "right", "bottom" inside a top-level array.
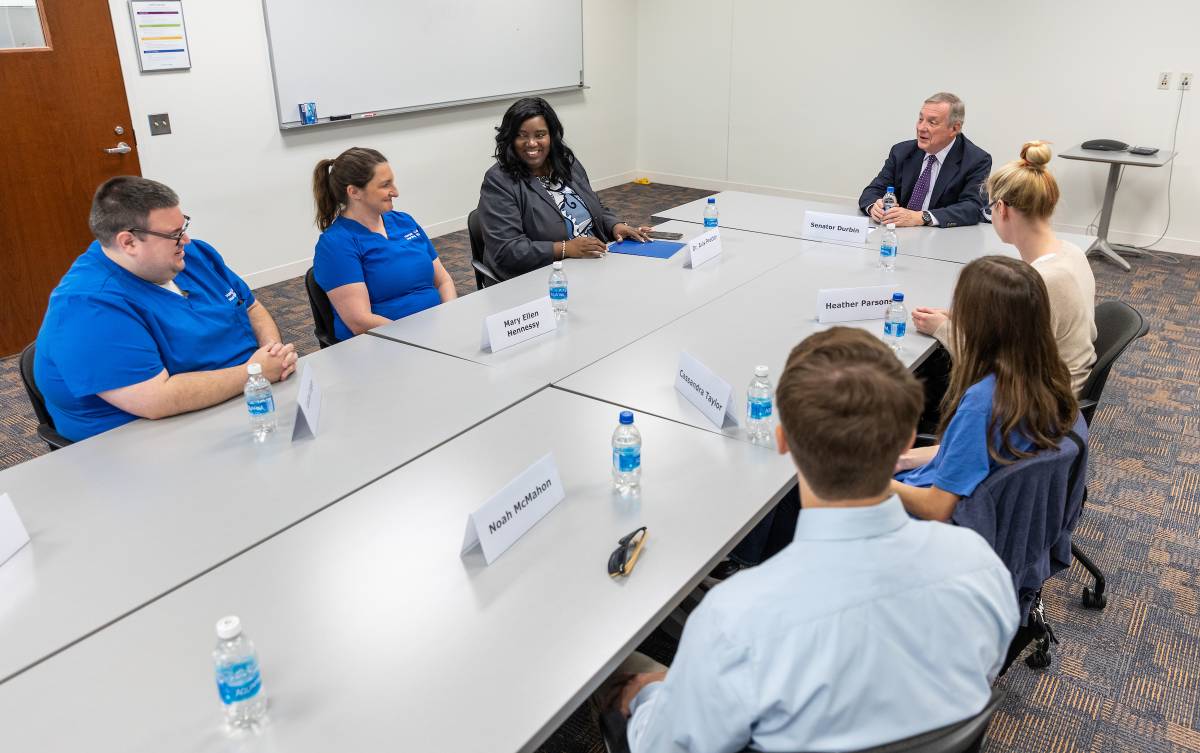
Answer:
[
  {"left": 636, "top": 0, "right": 1200, "bottom": 255},
  {"left": 107, "top": 0, "right": 638, "bottom": 287}
]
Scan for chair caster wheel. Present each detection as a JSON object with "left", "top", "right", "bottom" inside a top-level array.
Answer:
[
  {"left": 1082, "top": 586, "right": 1107, "bottom": 610},
  {"left": 1025, "top": 650, "right": 1052, "bottom": 669}
]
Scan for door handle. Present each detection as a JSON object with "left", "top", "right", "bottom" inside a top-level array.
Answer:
[{"left": 104, "top": 142, "right": 132, "bottom": 154}]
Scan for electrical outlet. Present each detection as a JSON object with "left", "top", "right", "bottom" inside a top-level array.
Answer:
[
  {"left": 1180, "top": 73, "right": 1193, "bottom": 90},
  {"left": 148, "top": 113, "right": 172, "bottom": 136},
  {"left": 1159, "top": 72, "right": 1172, "bottom": 90}
]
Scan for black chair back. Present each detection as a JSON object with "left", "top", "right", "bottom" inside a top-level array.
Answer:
[
  {"left": 601, "top": 689, "right": 1004, "bottom": 753},
  {"left": 1078, "top": 301, "right": 1148, "bottom": 425},
  {"left": 467, "top": 209, "right": 501, "bottom": 289},
  {"left": 304, "top": 267, "right": 339, "bottom": 349},
  {"left": 18, "top": 343, "right": 72, "bottom": 450}
]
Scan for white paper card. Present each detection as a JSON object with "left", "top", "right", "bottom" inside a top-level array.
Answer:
[
  {"left": 481, "top": 297, "right": 557, "bottom": 353},
  {"left": 291, "top": 364, "right": 322, "bottom": 441},
  {"left": 817, "top": 285, "right": 898, "bottom": 324},
  {"left": 684, "top": 229, "right": 722, "bottom": 268},
  {"left": 675, "top": 352, "right": 737, "bottom": 428},
  {"left": 461, "top": 453, "right": 565, "bottom": 565},
  {"left": 0, "top": 493, "right": 31, "bottom": 567},
  {"left": 801, "top": 211, "right": 871, "bottom": 245}
]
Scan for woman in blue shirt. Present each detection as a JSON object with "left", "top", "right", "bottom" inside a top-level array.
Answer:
[
  {"left": 893, "top": 256, "right": 1078, "bottom": 521},
  {"left": 312, "top": 147, "right": 457, "bottom": 340}
]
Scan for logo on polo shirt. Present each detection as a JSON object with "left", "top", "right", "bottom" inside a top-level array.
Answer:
[
  {"left": 404, "top": 230, "right": 421, "bottom": 241},
  {"left": 225, "top": 288, "right": 237, "bottom": 303}
]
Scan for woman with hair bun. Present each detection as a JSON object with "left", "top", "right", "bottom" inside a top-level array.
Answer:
[
  {"left": 913, "top": 141, "right": 1096, "bottom": 393},
  {"left": 311, "top": 147, "right": 456, "bottom": 341}
]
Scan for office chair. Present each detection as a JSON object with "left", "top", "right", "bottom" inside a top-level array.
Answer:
[
  {"left": 599, "top": 688, "right": 1005, "bottom": 753},
  {"left": 953, "top": 417, "right": 1089, "bottom": 672},
  {"left": 467, "top": 209, "right": 501, "bottom": 290},
  {"left": 18, "top": 343, "right": 74, "bottom": 451},
  {"left": 1071, "top": 301, "right": 1149, "bottom": 610},
  {"left": 304, "top": 267, "right": 339, "bottom": 349}
]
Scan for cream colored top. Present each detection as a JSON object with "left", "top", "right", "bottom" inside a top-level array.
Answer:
[{"left": 933, "top": 240, "right": 1097, "bottom": 393}]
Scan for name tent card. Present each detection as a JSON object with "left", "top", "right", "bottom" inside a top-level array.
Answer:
[
  {"left": 461, "top": 453, "right": 566, "bottom": 565},
  {"left": 801, "top": 211, "right": 870, "bottom": 246},
  {"left": 817, "top": 285, "right": 898, "bottom": 324},
  {"left": 684, "top": 229, "right": 723, "bottom": 268},
  {"left": 291, "top": 363, "right": 322, "bottom": 441},
  {"left": 481, "top": 297, "right": 557, "bottom": 353},
  {"left": 0, "top": 493, "right": 31, "bottom": 567},
  {"left": 675, "top": 352, "right": 738, "bottom": 428}
]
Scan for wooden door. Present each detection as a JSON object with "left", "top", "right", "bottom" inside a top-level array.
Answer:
[{"left": 0, "top": 0, "right": 141, "bottom": 356}]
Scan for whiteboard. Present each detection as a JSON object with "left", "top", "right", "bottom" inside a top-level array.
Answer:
[{"left": 261, "top": 0, "right": 585, "bottom": 129}]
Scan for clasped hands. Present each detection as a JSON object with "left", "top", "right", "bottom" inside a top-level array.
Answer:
[
  {"left": 249, "top": 342, "right": 298, "bottom": 382},
  {"left": 868, "top": 199, "right": 925, "bottom": 228}
]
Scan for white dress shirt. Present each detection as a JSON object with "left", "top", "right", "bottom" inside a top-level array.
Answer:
[
  {"left": 915, "top": 139, "right": 956, "bottom": 226},
  {"left": 627, "top": 495, "right": 1019, "bottom": 753}
]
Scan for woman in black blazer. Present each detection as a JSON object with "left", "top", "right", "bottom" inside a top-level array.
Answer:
[{"left": 477, "top": 97, "right": 650, "bottom": 280}]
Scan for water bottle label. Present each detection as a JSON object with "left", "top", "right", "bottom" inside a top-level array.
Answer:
[
  {"left": 216, "top": 659, "right": 262, "bottom": 704},
  {"left": 613, "top": 446, "right": 641, "bottom": 473},
  {"left": 549, "top": 286, "right": 568, "bottom": 301},
  {"left": 883, "top": 320, "right": 907, "bottom": 338},
  {"left": 748, "top": 397, "right": 772, "bottom": 420},
  {"left": 880, "top": 244, "right": 896, "bottom": 258},
  {"left": 247, "top": 396, "right": 274, "bottom": 416},
  {"left": 703, "top": 218, "right": 718, "bottom": 228}
]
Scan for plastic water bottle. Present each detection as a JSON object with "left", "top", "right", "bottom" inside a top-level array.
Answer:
[
  {"left": 880, "top": 223, "right": 898, "bottom": 271},
  {"left": 884, "top": 292, "right": 907, "bottom": 351},
  {"left": 882, "top": 185, "right": 897, "bottom": 214},
  {"left": 612, "top": 410, "right": 642, "bottom": 495},
  {"left": 703, "top": 197, "right": 718, "bottom": 228},
  {"left": 549, "top": 260, "right": 568, "bottom": 319},
  {"left": 746, "top": 365, "right": 774, "bottom": 445},
  {"left": 244, "top": 363, "right": 276, "bottom": 441},
  {"left": 212, "top": 615, "right": 267, "bottom": 730}
]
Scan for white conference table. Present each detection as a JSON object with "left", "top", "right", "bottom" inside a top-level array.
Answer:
[
  {"left": 0, "top": 389, "right": 796, "bottom": 753},
  {"left": 558, "top": 245, "right": 960, "bottom": 442},
  {"left": 370, "top": 221, "right": 807, "bottom": 380},
  {"left": 656, "top": 190, "right": 1094, "bottom": 265},
  {"left": 0, "top": 334, "right": 540, "bottom": 684}
]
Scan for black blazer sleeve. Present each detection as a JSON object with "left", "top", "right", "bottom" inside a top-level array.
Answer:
[
  {"left": 929, "top": 144, "right": 991, "bottom": 228},
  {"left": 859, "top": 145, "right": 902, "bottom": 215},
  {"left": 477, "top": 164, "right": 556, "bottom": 280}
]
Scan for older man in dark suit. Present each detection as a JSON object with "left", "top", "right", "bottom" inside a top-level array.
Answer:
[{"left": 859, "top": 92, "right": 991, "bottom": 229}]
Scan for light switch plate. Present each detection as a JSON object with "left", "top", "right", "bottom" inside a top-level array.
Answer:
[{"left": 148, "top": 113, "right": 172, "bottom": 136}]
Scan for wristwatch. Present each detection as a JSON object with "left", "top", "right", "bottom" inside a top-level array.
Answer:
[{"left": 921, "top": 210, "right": 933, "bottom": 226}]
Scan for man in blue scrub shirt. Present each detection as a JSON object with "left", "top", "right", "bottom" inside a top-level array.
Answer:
[{"left": 34, "top": 177, "right": 298, "bottom": 442}]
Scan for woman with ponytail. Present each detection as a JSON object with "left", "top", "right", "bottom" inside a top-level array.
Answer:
[
  {"left": 913, "top": 141, "right": 1096, "bottom": 393},
  {"left": 311, "top": 147, "right": 456, "bottom": 341}
]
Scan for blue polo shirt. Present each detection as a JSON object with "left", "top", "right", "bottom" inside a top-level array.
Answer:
[
  {"left": 34, "top": 239, "right": 259, "bottom": 442},
  {"left": 313, "top": 211, "right": 441, "bottom": 341},
  {"left": 896, "top": 374, "right": 1036, "bottom": 497}
]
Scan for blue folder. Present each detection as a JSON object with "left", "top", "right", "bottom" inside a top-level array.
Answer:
[{"left": 607, "top": 239, "right": 685, "bottom": 259}]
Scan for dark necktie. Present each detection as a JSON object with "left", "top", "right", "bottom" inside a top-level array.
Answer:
[{"left": 906, "top": 154, "right": 937, "bottom": 210}]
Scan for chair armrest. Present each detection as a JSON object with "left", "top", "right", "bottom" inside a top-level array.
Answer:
[
  {"left": 1078, "top": 399, "right": 1097, "bottom": 427},
  {"left": 37, "top": 423, "right": 74, "bottom": 451},
  {"left": 915, "top": 433, "right": 938, "bottom": 448},
  {"left": 472, "top": 259, "right": 501, "bottom": 288}
]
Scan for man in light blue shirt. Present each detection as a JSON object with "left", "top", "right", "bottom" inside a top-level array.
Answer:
[{"left": 613, "top": 327, "right": 1020, "bottom": 753}]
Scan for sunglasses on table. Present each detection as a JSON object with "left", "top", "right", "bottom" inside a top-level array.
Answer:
[{"left": 608, "top": 526, "right": 648, "bottom": 578}]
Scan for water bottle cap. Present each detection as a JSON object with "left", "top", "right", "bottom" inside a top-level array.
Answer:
[
  {"left": 707, "top": 197, "right": 716, "bottom": 203},
  {"left": 619, "top": 411, "right": 634, "bottom": 425},
  {"left": 892, "top": 292, "right": 905, "bottom": 302},
  {"left": 552, "top": 261, "right": 562, "bottom": 270},
  {"left": 754, "top": 365, "right": 768, "bottom": 377},
  {"left": 215, "top": 615, "right": 242, "bottom": 640},
  {"left": 886, "top": 186, "right": 895, "bottom": 193},
  {"left": 885, "top": 223, "right": 896, "bottom": 230},
  {"left": 247, "top": 363, "right": 262, "bottom": 376}
]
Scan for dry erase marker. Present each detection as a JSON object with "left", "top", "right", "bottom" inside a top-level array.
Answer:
[
  {"left": 329, "top": 115, "right": 351, "bottom": 121},
  {"left": 298, "top": 102, "right": 317, "bottom": 125}
]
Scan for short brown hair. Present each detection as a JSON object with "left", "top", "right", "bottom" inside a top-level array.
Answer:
[
  {"left": 776, "top": 328, "right": 924, "bottom": 500},
  {"left": 89, "top": 176, "right": 179, "bottom": 247}
]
